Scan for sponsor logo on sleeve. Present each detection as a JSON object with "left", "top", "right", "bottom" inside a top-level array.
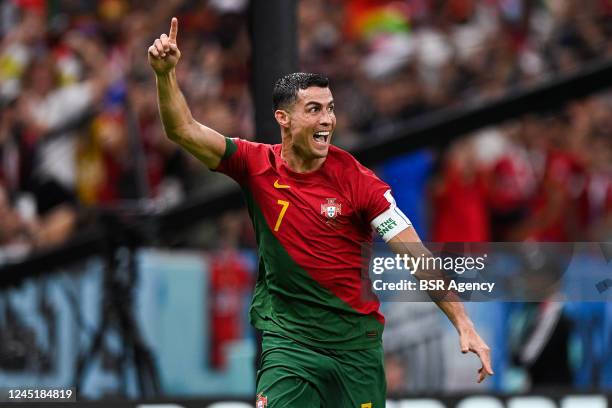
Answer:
[{"left": 375, "top": 218, "right": 397, "bottom": 236}]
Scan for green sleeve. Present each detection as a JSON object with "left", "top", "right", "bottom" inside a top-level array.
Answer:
[{"left": 222, "top": 137, "right": 238, "bottom": 160}]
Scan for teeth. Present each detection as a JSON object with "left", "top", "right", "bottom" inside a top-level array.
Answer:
[{"left": 313, "top": 131, "right": 330, "bottom": 145}]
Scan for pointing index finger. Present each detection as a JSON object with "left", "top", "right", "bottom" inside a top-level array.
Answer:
[{"left": 169, "top": 17, "right": 178, "bottom": 44}]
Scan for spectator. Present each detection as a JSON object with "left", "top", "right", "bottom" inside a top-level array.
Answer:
[
  {"left": 0, "top": 0, "right": 610, "bottom": 247},
  {"left": 209, "top": 211, "right": 252, "bottom": 369},
  {"left": 16, "top": 32, "right": 109, "bottom": 191},
  {"left": 432, "top": 139, "right": 490, "bottom": 242}
]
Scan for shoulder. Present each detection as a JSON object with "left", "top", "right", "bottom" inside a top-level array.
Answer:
[
  {"left": 327, "top": 146, "right": 392, "bottom": 218},
  {"left": 327, "top": 145, "right": 381, "bottom": 180},
  {"left": 229, "top": 138, "right": 275, "bottom": 157},
  {"left": 230, "top": 137, "right": 271, "bottom": 151},
  {"left": 227, "top": 138, "right": 279, "bottom": 172}
]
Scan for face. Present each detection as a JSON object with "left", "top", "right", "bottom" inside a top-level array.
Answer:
[
  {"left": 30, "top": 61, "right": 55, "bottom": 95},
  {"left": 279, "top": 86, "right": 336, "bottom": 159}
]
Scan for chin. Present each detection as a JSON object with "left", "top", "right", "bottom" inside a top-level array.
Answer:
[
  {"left": 311, "top": 146, "right": 329, "bottom": 158},
  {"left": 309, "top": 141, "right": 331, "bottom": 157}
]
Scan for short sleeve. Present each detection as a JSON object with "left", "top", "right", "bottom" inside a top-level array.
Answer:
[
  {"left": 213, "top": 137, "right": 251, "bottom": 185},
  {"left": 355, "top": 166, "right": 393, "bottom": 223}
]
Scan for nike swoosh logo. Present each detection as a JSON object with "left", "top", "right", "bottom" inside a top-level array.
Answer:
[{"left": 273, "top": 180, "right": 290, "bottom": 189}]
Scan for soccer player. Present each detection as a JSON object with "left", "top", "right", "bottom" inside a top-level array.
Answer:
[{"left": 148, "top": 18, "right": 493, "bottom": 407}]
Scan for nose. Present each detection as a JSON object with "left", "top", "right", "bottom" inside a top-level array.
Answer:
[{"left": 320, "top": 110, "right": 333, "bottom": 127}]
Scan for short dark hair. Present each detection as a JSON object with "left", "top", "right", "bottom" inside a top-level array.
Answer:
[{"left": 272, "top": 72, "right": 329, "bottom": 110}]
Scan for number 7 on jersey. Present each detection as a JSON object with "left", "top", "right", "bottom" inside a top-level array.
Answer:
[{"left": 274, "top": 200, "right": 290, "bottom": 231}]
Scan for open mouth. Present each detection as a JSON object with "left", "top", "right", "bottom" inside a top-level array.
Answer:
[{"left": 313, "top": 131, "right": 330, "bottom": 145}]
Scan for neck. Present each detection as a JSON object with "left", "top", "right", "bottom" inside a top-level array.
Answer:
[{"left": 281, "top": 137, "right": 325, "bottom": 173}]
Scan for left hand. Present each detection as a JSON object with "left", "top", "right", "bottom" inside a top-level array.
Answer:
[
  {"left": 459, "top": 325, "right": 494, "bottom": 383},
  {"left": 148, "top": 17, "right": 181, "bottom": 76}
]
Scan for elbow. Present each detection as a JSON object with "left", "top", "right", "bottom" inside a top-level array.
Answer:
[
  {"left": 165, "top": 129, "right": 181, "bottom": 142},
  {"left": 164, "top": 120, "right": 195, "bottom": 143}
]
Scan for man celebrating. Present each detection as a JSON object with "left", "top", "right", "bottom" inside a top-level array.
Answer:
[{"left": 148, "top": 18, "right": 492, "bottom": 407}]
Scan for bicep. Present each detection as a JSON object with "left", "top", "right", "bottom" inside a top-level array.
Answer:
[{"left": 173, "top": 120, "right": 227, "bottom": 169}]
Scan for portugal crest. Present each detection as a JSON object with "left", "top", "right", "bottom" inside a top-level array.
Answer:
[
  {"left": 256, "top": 393, "right": 268, "bottom": 408},
  {"left": 321, "top": 198, "right": 342, "bottom": 219}
]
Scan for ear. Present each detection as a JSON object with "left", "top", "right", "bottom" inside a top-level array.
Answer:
[{"left": 274, "top": 109, "right": 290, "bottom": 128}]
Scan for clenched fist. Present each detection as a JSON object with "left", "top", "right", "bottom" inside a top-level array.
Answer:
[{"left": 148, "top": 17, "right": 181, "bottom": 75}]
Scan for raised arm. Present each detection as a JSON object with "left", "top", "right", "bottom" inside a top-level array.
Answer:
[
  {"left": 148, "top": 17, "right": 226, "bottom": 169},
  {"left": 387, "top": 227, "right": 494, "bottom": 383}
]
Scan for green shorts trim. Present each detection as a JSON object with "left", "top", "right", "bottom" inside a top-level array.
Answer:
[{"left": 256, "top": 331, "right": 386, "bottom": 408}]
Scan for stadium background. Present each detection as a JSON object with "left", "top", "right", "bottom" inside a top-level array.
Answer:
[{"left": 0, "top": 0, "right": 611, "bottom": 405}]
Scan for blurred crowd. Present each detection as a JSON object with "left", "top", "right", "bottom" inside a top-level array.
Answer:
[
  {"left": 0, "top": 0, "right": 253, "bottom": 251},
  {"left": 0, "top": 0, "right": 611, "bottom": 251},
  {"left": 0, "top": 0, "right": 610, "bottom": 396},
  {"left": 429, "top": 97, "right": 612, "bottom": 243}
]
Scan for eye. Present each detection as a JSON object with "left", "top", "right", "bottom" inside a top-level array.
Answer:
[
  {"left": 328, "top": 105, "right": 335, "bottom": 113},
  {"left": 308, "top": 106, "right": 320, "bottom": 113}
]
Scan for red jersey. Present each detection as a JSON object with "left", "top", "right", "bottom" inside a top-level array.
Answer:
[{"left": 215, "top": 137, "right": 392, "bottom": 349}]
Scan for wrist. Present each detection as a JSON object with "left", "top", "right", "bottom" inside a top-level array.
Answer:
[
  {"left": 155, "top": 70, "right": 176, "bottom": 81},
  {"left": 455, "top": 319, "right": 475, "bottom": 334}
]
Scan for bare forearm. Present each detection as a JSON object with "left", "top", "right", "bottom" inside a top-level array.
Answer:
[
  {"left": 412, "top": 251, "right": 474, "bottom": 333},
  {"left": 388, "top": 230, "right": 473, "bottom": 333},
  {"left": 154, "top": 70, "right": 225, "bottom": 167},
  {"left": 434, "top": 299, "right": 474, "bottom": 333},
  {"left": 388, "top": 231, "right": 491, "bottom": 380},
  {"left": 156, "top": 70, "right": 195, "bottom": 139},
  {"left": 389, "top": 238, "right": 450, "bottom": 302},
  {"left": 149, "top": 19, "right": 226, "bottom": 168}
]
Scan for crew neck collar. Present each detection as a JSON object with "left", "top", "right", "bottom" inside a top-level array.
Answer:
[{"left": 274, "top": 144, "right": 329, "bottom": 180}]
